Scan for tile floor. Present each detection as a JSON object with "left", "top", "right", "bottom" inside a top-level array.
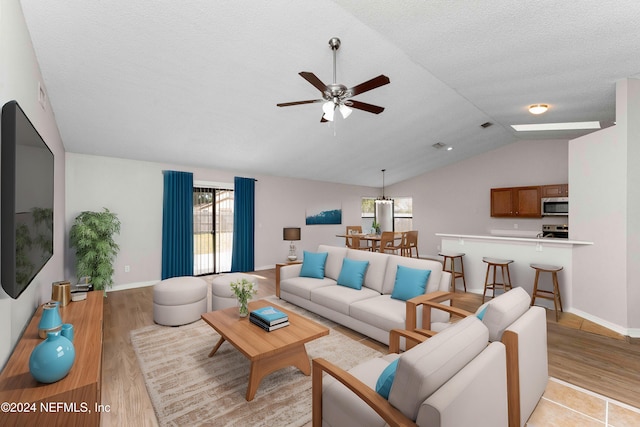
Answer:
[{"left": 527, "top": 377, "right": 640, "bottom": 426}]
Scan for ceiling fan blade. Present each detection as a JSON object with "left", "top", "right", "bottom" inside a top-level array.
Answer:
[
  {"left": 299, "top": 72, "right": 329, "bottom": 94},
  {"left": 277, "top": 99, "right": 324, "bottom": 107},
  {"left": 348, "top": 100, "right": 385, "bottom": 114},
  {"left": 347, "top": 75, "right": 390, "bottom": 97}
]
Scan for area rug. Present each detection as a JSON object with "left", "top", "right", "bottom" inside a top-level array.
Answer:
[{"left": 130, "top": 299, "right": 383, "bottom": 427}]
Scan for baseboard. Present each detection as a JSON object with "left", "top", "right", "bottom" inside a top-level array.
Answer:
[
  {"left": 626, "top": 329, "right": 640, "bottom": 341},
  {"left": 568, "top": 307, "right": 630, "bottom": 337},
  {"left": 107, "top": 280, "right": 159, "bottom": 293},
  {"left": 106, "top": 269, "right": 275, "bottom": 293}
]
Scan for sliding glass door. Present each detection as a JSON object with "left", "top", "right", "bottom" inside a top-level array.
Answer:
[{"left": 193, "top": 187, "right": 234, "bottom": 275}]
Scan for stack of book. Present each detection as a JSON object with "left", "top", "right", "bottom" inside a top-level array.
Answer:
[{"left": 250, "top": 306, "right": 289, "bottom": 331}]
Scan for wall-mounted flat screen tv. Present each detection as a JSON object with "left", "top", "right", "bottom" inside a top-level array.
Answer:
[{"left": 1, "top": 100, "right": 54, "bottom": 299}]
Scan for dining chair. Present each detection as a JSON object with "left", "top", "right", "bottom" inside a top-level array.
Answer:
[
  {"left": 402, "top": 230, "right": 419, "bottom": 258},
  {"left": 379, "top": 231, "right": 400, "bottom": 254},
  {"left": 345, "top": 225, "right": 362, "bottom": 235},
  {"left": 345, "top": 225, "right": 370, "bottom": 250}
]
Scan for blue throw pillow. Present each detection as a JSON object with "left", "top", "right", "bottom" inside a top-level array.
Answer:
[
  {"left": 337, "top": 258, "right": 369, "bottom": 290},
  {"left": 375, "top": 358, "right": 399, "bottom": 399},
  {"left": 299, "top": 251, "right": 328, "bottom": 279},
  {"left": 390, "top": 265, "right": 431, "bottom": 301}
]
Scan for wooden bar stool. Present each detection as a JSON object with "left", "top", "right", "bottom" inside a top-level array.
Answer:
[
  {"left": 439, "top": 252, "right": 466, "bottom": 292},
  {"left": 530, "top": 264, "right": 564, "bottom": 321},
  {"left": 482, "top": 257, "right": 513, "bottom": 302}
]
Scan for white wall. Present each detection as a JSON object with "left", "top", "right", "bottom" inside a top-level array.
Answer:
[
  {"left": 569, "top": 78, "right": 640, "bottom": 334},
  {"left": 387, "top": 138, "right": 570, "bottom": 257},
  {"left": 569, "top": 125, "right": 627, "bottom": 329},
  {"left": 624, "top": 79, "right": 640, "bottom": 334},
  {"left": 65, "top": 153, "right": 378, "bottom": 288},
  {"left": 0, "top": 0, "right": 66, "bottom": 367}
]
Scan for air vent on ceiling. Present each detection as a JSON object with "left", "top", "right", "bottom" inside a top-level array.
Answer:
[
  {"left": 432, "top": 142, "right": 446, "bottom": 149},
  {"left": 480, "top": 121, "right": 493, "bottom": 128}
]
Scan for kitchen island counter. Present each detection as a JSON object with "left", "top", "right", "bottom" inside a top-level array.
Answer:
[
  {"left": 436, "top": 233, "right": 593, "bottom": 311},
  {"left": 436, "top": 233, "right": 593, "bottom": 246}
]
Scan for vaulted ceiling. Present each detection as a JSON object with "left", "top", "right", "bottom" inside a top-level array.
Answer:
[{"left": 19, "top": 0, "right": 640, "bottom": 186}]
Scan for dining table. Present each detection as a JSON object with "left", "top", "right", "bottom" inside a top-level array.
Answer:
[{"left": 336, "top": 232, "right": 403, "bottom": 251}]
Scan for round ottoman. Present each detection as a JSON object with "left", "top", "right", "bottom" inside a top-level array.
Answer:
[
  {"left": 153, "top": 276, "right": 208, "bottom": 326},
  {"left": 211, "top": 273, "right": 258, "bottom": 311}
]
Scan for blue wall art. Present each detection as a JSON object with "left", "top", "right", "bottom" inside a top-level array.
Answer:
[{"left": 305, "top": 205, "right": 342, "bottom": 225}]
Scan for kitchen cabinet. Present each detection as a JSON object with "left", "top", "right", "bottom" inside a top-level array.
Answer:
[
  {"left": 491, "top": 186, "right": 542, "bottom": 217},
  {"left": 541, "top": 184, "right": 569, "bottom": 197}
]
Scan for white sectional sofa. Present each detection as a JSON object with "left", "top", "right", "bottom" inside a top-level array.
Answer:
[{"left": 277, "top": 244, "right": 452, "bottom": 345}]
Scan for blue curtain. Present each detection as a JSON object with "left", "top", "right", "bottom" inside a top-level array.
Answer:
[
  {"left": 231, "top": 176, "right": 255, "bottom": 272},
  {"left": 162, "top": 170, "right": 194, "bottom": 279}
]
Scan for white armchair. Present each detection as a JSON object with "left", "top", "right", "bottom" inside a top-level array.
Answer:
[
  {"left": 401, "top": 287, "right": 548, "bottom": 427},
  {"left": 312, "top": 316, "right": 508, "bottom": 427}
]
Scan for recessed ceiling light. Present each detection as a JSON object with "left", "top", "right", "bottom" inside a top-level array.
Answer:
[
  {"left": 446, "top": 146, "right": 453, "bottom": 151},
  {"left": 511, "top": 121, "right": 601, "bottom": 132},
  {"left": 528, "top": 104, "right": 549, "bottom": 115}
]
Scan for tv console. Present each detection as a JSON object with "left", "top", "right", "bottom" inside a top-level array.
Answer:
[{"left": 0, "top": 291, "right": 104, "bottom": 426}]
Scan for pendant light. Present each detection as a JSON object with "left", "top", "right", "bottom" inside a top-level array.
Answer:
[
  {"left": 376, "top": 169, "right": 392, "bottom": 203},
  {"left": 374, "top": 169, "right": 394, "bottom": 233}
]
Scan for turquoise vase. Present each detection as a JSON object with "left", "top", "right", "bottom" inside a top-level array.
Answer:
[
  {"left": 29, "top": 332, "right": 75, "bottom": 383},
  {"left": 38, "top": 301, "right": 63, "bottom": 338}
]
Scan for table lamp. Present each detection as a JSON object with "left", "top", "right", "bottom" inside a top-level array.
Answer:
[{"left": 283, "top": 227, "right": 301, "bottom": 261}]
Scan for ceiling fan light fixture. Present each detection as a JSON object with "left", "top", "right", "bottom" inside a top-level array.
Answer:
[
  {"left": 339, "top": 104, "right": 352, "bottom": 119},
  {"left": 528, "top": 104, "right": 549, "bottom": 115},
  {"left": 322, "top": 101, "right": 335, "bottom": 121}
]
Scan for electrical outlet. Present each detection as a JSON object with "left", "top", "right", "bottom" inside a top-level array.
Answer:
[
  {"left": 124, "top": 265, "right": 130, "bottom": 273},
  {"left": 514, "top": 223, "right": 519, "bottom": 229}
]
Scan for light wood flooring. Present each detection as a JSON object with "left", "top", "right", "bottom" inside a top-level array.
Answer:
[{"left": 100, "top": 269, "right": 640, "bottom": 426}]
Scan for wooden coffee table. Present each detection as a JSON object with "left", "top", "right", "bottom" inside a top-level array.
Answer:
[{"left": 201, "top": 299, "right": 329, "bottom": 401}]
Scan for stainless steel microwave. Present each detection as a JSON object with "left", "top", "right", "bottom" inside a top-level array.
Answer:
[{"left": 541, "top": 197, "right": 569, "bottom": 216}]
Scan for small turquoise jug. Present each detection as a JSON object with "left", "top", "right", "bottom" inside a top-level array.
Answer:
[
  {"left": 29, "top": 331, "right": 75, "bottom": 383},
  {"left": 38, "top": 301, "right": 63, "bottom": 339}
]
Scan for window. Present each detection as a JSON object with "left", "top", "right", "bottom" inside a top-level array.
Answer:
[
  {"left": 393, "top": 197, "right": 413, "bottom": 231},
  {"left": 361, "top": 197, "right": 413, "bottom": 231}
]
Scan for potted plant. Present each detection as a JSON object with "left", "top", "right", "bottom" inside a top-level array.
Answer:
[
  {"left": 69, "top": 208, "right": 121, "bottom": 291},
  {"left": 371, "top": 220, "right": 381, "bottom": 235},
  {"left": 230, "top": 278, "right": 257, "bottom": 317}
]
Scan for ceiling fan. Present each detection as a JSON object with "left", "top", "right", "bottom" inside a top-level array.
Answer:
[{"left": 277, "top": 37, "right": 390, "bottom": 122}]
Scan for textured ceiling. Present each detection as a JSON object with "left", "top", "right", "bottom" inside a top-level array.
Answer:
[{"left": 19, "top": 0, "right": 640, "bottom": 187}]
